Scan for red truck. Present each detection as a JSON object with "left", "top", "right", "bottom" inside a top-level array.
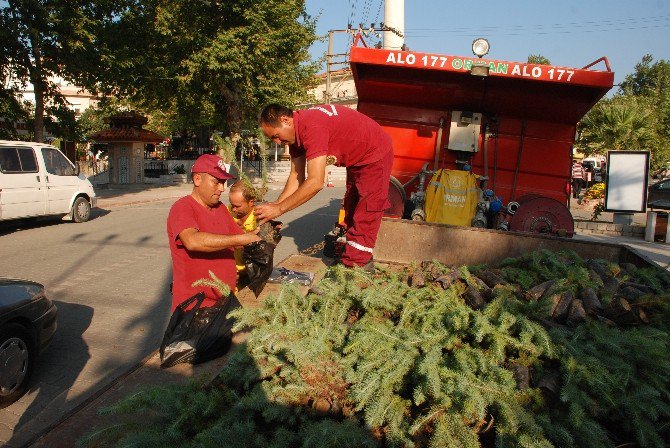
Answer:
[{"left": 348, "top": 37, "right": 614, "bottom": 236}]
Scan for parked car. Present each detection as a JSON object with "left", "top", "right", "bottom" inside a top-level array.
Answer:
[
  {"left": 0, "top": 278, "right": 57, "bottom": 408},
  {"left": 0, "top": 140, "right": 97, "bottom": 223},
  {"left": 648, "top": 178, "right": 670, "bottom": 210},
  {"left": 651, "top": 164, "right": 669, "bottom": 180}
]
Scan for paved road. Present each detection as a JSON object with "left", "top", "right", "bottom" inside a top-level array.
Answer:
[{"left": 0, "top": 184, "right": 344, "bottom": 447}]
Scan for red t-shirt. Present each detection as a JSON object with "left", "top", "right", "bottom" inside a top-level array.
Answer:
[
  {"left": 289, "top": 105, "right": 393, "bottom": 167},
  {"left": 166, "top": 195, "right": 243, "bottom": 311}
]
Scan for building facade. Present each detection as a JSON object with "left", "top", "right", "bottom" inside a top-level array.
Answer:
[{"left": 305, "top": 68, "right": 358, "bottom": 109}]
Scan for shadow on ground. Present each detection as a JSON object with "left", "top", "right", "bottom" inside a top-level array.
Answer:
[
  {"left": 74, "top": 341, "right": 379, "bottom": 447},
  {"left": 280, "top": 198, "right": 342, "bottom": 252},
  {"left": 8, "top": 301, "right": 93, "bottom": 446}
]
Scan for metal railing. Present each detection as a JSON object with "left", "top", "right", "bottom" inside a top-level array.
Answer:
[{"left": 144, "top": 160, "right": 169, "bottom": 178}]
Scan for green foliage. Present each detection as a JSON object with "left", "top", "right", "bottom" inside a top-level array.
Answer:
[
  {"left": 578, "top": 54, "right": 670, "bottom": 169},
  {"left": 577, "top": 94, "right": 654, "bottom": 153},
  {"left": 628, "top": 267, "right": 670, "bottom": 294},
  {"left": 500, "top": 250, "right": 590, "bottom": 293},
  {"left": 82, "top": 252, "right": 670, "bottom": 448},
  {"left": 0, "top": 86, "right": 30, "bottom": 140},
  {"left": 0, "top": 0, "right": 124, "bottom": 141},
  {"left": 212, "top": 133, "right": 268, "bottom": 201},
  {"left": 191, "top": 270, "right": 232, "bottom": 297},
  {"left": 540, "top": 323, "right": 670, "bottom": 448},
  {"left": 76, "top": 97, "right": 137, "bottom": 142},
  {"left": 527, "top": 54, "right": 551, "bottom": 65},
  {"left": 88, "top": 0, "right": 319, "bottom": 139}
]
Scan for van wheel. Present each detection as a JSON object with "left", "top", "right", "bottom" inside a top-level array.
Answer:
[
  {"left": 0, "top": 324, "right": 35, "bottom": 408},
  {"left": 72, "top": 197, "right": 91, "bottom": 223}
]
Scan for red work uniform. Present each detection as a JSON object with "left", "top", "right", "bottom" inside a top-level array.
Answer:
[
  {"left": 167, "top": 195, "right": 243, "bottom": 311},
  {"left": 290, "top": 105, "right": 394, "bottom": 266}
]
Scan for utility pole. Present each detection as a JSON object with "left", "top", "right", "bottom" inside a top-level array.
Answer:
[
  {"left": 324, "top": 24, "right": 403, "bottom": 104},
  {"left": 325, "top": 29, "right": 351, "bottom": 104}
]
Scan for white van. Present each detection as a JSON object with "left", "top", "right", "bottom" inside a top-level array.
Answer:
[
  {"left": 582, "top": 156, "right": 605, "bottom": 171},
  {"left": 0, "top": 140, "right": 97, "bottom": 222}
]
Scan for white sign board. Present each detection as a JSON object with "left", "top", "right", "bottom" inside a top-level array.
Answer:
[{"left": 604, "top": 151, "right": 649, "bottom": 213}]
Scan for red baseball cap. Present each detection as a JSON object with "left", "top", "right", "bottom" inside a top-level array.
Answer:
[{"left": 191, "top": 154, "right": 233, "bottom": 180}]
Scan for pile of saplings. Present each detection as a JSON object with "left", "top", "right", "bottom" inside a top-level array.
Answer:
[{"left": 81, "top": 250, "right": 670, "bottom": 448}]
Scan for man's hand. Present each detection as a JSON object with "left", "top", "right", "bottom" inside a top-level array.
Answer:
[
  {"left": 233, "top": 227, "right": 261, "bottom": 250},
  {"left": 242, "top": 227, "right": 262, "bottom": 246},
  {"left": 254, "top": 202, "right": 283, "bottom": 225}
]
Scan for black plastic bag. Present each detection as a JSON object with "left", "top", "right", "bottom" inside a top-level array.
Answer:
[
  {"left": 159, "top": 291, "right": 240, "bottom": 368},
  {"left": 243, "top": 240, "right": 276, "bottom": 297}
]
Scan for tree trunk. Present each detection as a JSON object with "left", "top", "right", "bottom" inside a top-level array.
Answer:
[
  {"left": 476, "top": 270, "right": 506, "bottom": 288},
  {"left": 566, "top": 299, "right": 587, "bottom": 327},
  {"left": 464, "top": 285, "right": 486, "bottom": 310},
  {"left": 525, "top": 280, "right": 556, "bottom": 301},
  {"left": 29, "top": 32, "right": 45, "bottom": 142},
  {"left": 579, "top": 287, "right": 603, "bottom": 314},
  {"left": 550, "top": 291, "right": 573, "bottom": 321}
]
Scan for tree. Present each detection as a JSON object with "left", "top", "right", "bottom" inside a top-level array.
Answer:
[
  {"left": 0, "top": 1, "right": 126, "bottom": 142},
  {"left": 577, "top": 95, "right": 654, "bottom": 154},
  {"left": 527, "top": 54, "right": 551, "bottom": 65},
  {"left": 619, "top": 55, "right": 670, "bottom": 169},
  {"left": 87, "top": 0, "right": 319, "bottom": 146},
  {"left": 619, "top": 54, "right": 670, "bottom": 97},
  {"left": 0, "top": 85, "right": 30, "bottom": 140},
  {"left": 577, "top": 55, "right": 670, "bottom": 169}
]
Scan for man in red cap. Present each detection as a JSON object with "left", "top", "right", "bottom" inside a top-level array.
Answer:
[
  {"left": 167, "top": 154, "right": 260, "bottom": 311},
  {"left": 255, "top": 104, "right": 393, "bottom": 269}
]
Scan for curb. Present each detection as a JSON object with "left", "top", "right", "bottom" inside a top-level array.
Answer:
[{"left": 574, "top": 220, "right": 645, "bottom": 238}]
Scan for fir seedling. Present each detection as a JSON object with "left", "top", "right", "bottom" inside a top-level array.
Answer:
[{"left": 81, "top": 250, "right": 670, "bottom": 448}]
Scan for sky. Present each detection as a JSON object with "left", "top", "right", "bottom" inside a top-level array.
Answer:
[{"left": 304, "top": 0, "right": 670, "bottom": 89}]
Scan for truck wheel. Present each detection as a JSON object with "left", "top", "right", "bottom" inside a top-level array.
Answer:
[
  {"left": 72, "top": 197, "right": 91, "bottom": 223},
  {"left": 0, "top": 324, "right": 35, "bottom": 408}
]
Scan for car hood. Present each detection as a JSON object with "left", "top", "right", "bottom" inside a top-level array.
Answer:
[{"left": 0, "top": 277, "right": 47, "bottom": 311}]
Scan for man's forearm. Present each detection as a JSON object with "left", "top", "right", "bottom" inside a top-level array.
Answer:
[
  {"left": 182, "top": 231, "right": 257, "bottom": 253},
  {"left": 276, "top": 176, "right": 323, "bottom": 215},
  {"left": 277, "top": 171, "right": 301, "bottom": 203}
]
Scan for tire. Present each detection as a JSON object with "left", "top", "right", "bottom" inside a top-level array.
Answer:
[
  {"left": 71, "top": 196, "right": 92, "bottom": 223},
  {"left": 384, "top": 176, "right": 407, "bottom": 218},
  {"left": 0, "top": 323, "right": 35, "bottom": 408}
]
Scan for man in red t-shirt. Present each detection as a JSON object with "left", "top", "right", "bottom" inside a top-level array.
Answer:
[
  {"left": 255, "top": 104, "right": 393, "bottom": 268},
  {"left": 166, "top": 154, "right": 261, "bottom": 311}
]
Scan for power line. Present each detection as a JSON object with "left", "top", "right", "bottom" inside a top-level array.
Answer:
[
  {"left": 362, "top": 0, "right": 373, "bottom": 25},
  {"left": 348, "top": 0, "right": 356, "bottom": 28},
  {"left": 405, "top": 22, "right": 670, "bottom": 38},
  {"left": 408, "top": 14, "right": 670, "bottom": 32},
  {"left": 374, "top": 0, "right": 383, "bottom": 23}
]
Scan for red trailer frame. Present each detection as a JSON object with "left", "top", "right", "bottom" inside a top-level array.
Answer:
[{"left": 349, "top": 42, "right": 614, "bottom": 207}]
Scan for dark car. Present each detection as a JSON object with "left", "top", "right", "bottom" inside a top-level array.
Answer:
[
  {"left": 0, "top": 278, "right": 57, "bottom": 408},
  {"left": 651, "top": 165, "right": 669, "bottom": 180},
  {"left": 648, "top": 178, "right": 670, "bottom": 210}
]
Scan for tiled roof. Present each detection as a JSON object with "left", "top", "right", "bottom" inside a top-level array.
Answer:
[{"left": 89, "top": 127, "right": 164, "bottom": 143}]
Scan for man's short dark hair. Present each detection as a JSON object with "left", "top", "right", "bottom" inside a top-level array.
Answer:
[
  {"left": 259, "top": 104, "right": 293, "bottom": 126},
  {"left": 229, "top": 179, "right": 256, "bottom": 201}
]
